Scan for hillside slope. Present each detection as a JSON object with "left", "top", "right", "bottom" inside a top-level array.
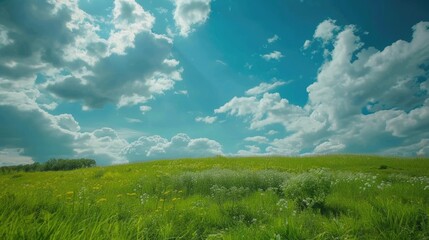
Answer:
[{"left": 1, "top": 155, "right": 429, "bottom": 239}]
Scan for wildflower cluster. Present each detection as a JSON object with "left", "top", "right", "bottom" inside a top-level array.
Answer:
[{"left": 283, "top": 169, "right": 333, "bottom": 210}]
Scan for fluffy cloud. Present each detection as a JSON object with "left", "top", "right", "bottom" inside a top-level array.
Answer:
[
  {"left": 139, "top": 105, "right": 152, "bottom": 114},
  {"left": 245, "top": 80, "right": 287, "bottom": 96},
  {"left": 0, "top": 87, "right": 84, "bottom": 162},
  {"left": 0, "top": 149, "right": 33, "bottom": 166},
  {"left": 261, "top": 51, "right": 284, "bottom": 61},
  {"left": 236, "top": 145, "right": 262, "bottom": 156},
  {"left": 0, "top": 0, "right": 183, "bottom": 110},
  {"left": 74, "top": 128, "right": 129, "bottom": 165},
  {"left": 0, "top": 0, "right": 222, "bottom": 165},
  {"left": 215, "top": 92, "right": 305, "bottom": 130},
  {"left": 109, "top": 0, "right": 155, "bottom": 54},
  {"left": 267, "top": 34, "right": 279, "bottom": 44},
  {"left": 217, "top": 20, "right": 429, "bottom": 156},
  {"left": 313, "top": 19, "right": 339, "bottom": 44},
  {"left": 244, "top": 136, "right": 268, "bottom": 143},
  {"left": 0, "top": 86, "right": 221, "bottom": 165},
  {"left": 0, "top": 0, "right": 100, "bottom": 83},
  {"left": 41, "top": 1, "right": 182, "bottom": 109},
  {"left": 195, "top": 116, "right": 217, "bottom": 124},
  {"left": 122, "top": 133, "right": 223, "bottom": 161},
  {"left": 173, "top": 0, "right": 212, "bottom": 37}
]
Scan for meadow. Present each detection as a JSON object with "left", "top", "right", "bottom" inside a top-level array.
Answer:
[{"left": 1, "top": 155, "right": 429, "bottom": 239}]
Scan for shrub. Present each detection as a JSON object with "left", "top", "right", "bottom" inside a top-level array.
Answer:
[
  {"left": 174, "top": 169, "right": 289, "bottom": 196},
  {"left": 283, "top": 169, "right": 333, "bottom": 210}
]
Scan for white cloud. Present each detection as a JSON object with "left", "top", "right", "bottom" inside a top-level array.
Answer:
[
  {"left": 236, "top": 145, "right": 262, "bottom": 156},
  {"left": 215, "top": 92, "right": 306, "bottom": 130},
  {"left": 174, "top": 90, "right": 189, "bottom": 95},
  {"left": 313, "top": 140, "right": 345, "bottom": 154},
  {"left": 173, "top": 0, "right": 212, "bottom": 37},
  {"left": 216, "top": 20, "right": 429, "bottom": 156},
  {"left": 244, "top": 136, "right": 268, "bottom": 143},
  {"left": 40, "top": 102, "right": 58, "bottom": 111},
  {"left": 139, "top": 105, "right": 152, "bottom": 114},
  {"left": 122, "top": 133, "right": 223, "bottom": 161},
  {"left": 303, "top": 40, "right": 311, "bottom": 49},
  {"left": 261, "top": 51, "right": 284, "bottom": 61},
  {"left": 0, "top": 89, "right": 77, "bottom": 162},
  {"left": 75, "top": 128, "right": 129, "bottom": 165},
  {"left": 0, "top": 148, "right": 33, "bottom": 166},
  {"left": 109, "top": 0, "right": 155, "bottom": 54},
  {"left": 47, "top": 31, "right": 181, "bottom": 109},
  {"left": 195, "top": 116, "right": 217, "bottom": 124},
  {"left": 126, "top": 117, "right": 142, "bottom": 123},
  {"left": 245, "top": 80, "right": 287, "bottom": 96},
  {"left": 163, "top": 59, "right": 180, "bottom": 67},
  {"left": 267, "top": 34, "right": 279, "bottom": 43},
  {"left": 313, "top": 19, "right": 339, "bottom": 44},
  {"left": 0, "top": 0, "right": 182, "bottom": 111}
]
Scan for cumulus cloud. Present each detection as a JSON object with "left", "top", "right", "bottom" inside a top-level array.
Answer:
[
  {"left": 0, "top": 0, "right": 182, "bottom": 111},
  {"left": 0, "top": 0, "right": 221, "bottom": 166},
  {"left": 217, "top": 20, "right": 429, "bottom": 156},
  {"left": 267, "top": 34, "right": 279, "bottom": 43},
  {"left": 0, "top": 89, "right": 77, "bottom": 162},
  {"left": 195, "top": 116, "right": 217, "bottom": 124},
  {"left": 261, "top": 51, "right": 284, "bottom": 61},
  {"left": 109, "top": 0, "right": 155, "bottom": 54},
  {"left": 244, "top": 136, "right": 268, "bottom": 143},
  {"left": 122, "top": 133, "right": 223, "bottom": 161},
  {"left": 173, "top": 0, "right": 212, "bottom": 37},
  {"left": 215, "top": 92, "right": 306, "bottom": 130},
  {"left": 313, "top": 19, "right": 339, "bottom": 44},
  {"left": 42, "top": 0, "right": 182, "bottom": 109},
  {"left": 0, "top": 0, "right": 103, "bottom": 83},
  {"left": 245, "top": 80, "right": 287, "bottom": 96},
  {"left": 236, "top": 145, "right": 262, "bottom": 156},
  {"left": 0, "top": 149, "right": 33, "bottom": 166},
  {"left": 74, "top": 128, "right": 129, "bottom": 165}
]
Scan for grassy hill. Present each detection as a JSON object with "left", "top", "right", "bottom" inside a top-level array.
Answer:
[{"left": 1, "top": 155, "right": 429, "bottom": 239}]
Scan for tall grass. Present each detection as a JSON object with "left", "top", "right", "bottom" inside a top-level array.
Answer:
[{"left": 0, "top": 155, "right": 428, "bottom": 239}]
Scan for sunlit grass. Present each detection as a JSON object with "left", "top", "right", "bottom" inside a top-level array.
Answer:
[{"left": 1, "top": 155, "right": 428, "bottom": 239}]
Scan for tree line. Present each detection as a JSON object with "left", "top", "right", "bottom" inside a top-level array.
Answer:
[{"left": 0, "top": 158, "right": 96, "bottom": 173}]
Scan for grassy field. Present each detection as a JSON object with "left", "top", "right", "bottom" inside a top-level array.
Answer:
[{"left": 1, "top": 155, "right": 429, "bottom": 239}]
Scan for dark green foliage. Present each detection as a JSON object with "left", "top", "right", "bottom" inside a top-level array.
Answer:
[
  {"left": 379, "top": 165, "right": 388, "bottom": 170},
  {"left": 283, "top": 169, "right": 333, "bottom": 210},
  {"left": 0, "top": 158, "right": 96, "bottom": 173}
]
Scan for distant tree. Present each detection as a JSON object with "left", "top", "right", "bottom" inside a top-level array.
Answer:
[{"left": 0, "top": 158, "right": 97, "bottom": 174}]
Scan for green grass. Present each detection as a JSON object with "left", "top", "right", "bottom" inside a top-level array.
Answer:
[{"left": 1, "top": 155, "right": 429, "bottom": 239}]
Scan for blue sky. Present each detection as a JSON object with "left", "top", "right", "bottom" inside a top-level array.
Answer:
[{"left": 1, "top": 0, "right": 429, "bottom": 165}]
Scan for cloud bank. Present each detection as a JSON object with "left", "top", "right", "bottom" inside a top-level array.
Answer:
[
  {"left": 217, "top": 20, "right": 429, "bottom": 157},
  {"left": 0, "top": 0, "right": 218, "bottom": 165}
]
